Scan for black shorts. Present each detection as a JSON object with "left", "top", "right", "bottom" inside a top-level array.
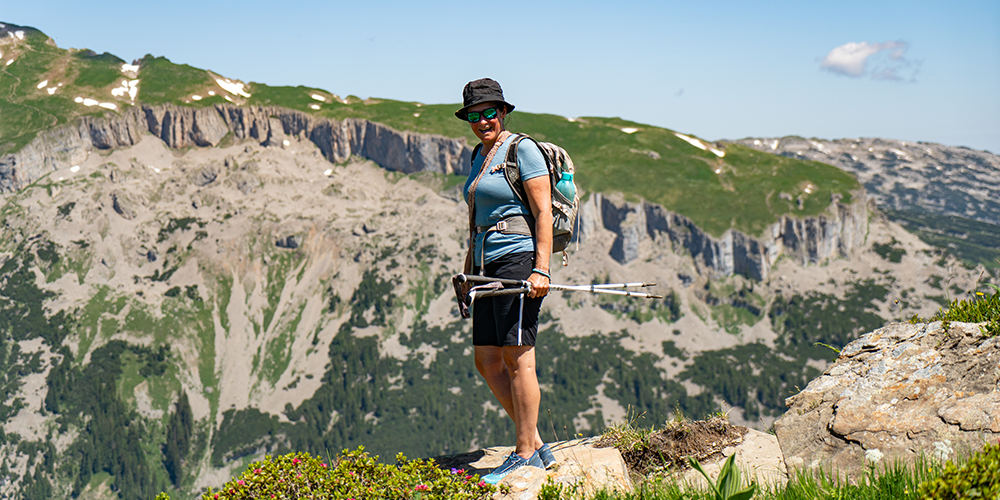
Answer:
[{"left": 472, "top": 252, "right": 542, "bottom": 347}]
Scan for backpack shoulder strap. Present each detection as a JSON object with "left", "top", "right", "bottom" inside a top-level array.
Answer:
[
  {"left": 503, "top": 133, "right": 532, "bottom": 204},
  {"left": 470, "top": 143, "right": 483, "bottom": 167}
]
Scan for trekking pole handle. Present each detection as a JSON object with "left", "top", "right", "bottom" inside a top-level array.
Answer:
[
  {"left": 469, "top": 287, "right": 531, "bottom": 301},
  {"left": 456, "top": 274, "right": 530, "bottom": 288}
]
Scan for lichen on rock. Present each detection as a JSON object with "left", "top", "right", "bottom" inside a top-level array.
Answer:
[{"left": 774, "top": 321, "right": 1000, "bottom": 480}]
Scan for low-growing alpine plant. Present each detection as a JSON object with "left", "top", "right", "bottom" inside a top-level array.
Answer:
[
  {"left": 190, "top": 447, "right": 495, "bottom": 500},
  {"left": 910, "top": 283, "right": 1000, "bottom": 337},
  {"left": 917, "top": 440, "right": 1000, "bottom": 499}
]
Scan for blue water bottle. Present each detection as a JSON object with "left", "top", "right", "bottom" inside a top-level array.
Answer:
[{"left": 555, "top": 171, "right": 576, "bottom": 201}]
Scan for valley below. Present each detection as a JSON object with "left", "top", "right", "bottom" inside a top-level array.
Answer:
[{"left": 0, "top": 128, "right": 990, "bottom": 499}]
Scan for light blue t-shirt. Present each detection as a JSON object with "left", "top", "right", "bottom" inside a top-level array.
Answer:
[{"left": 463, "top": 135, "right": 548, "bottom": 265}]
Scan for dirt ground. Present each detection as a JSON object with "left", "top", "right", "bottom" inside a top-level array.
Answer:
[{"left": 595, "top": 416, "right": 748, "bottom": 476}]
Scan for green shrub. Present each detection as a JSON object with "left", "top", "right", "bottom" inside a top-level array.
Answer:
[
  {"left": 912, "top": 284, "right": 1000, "bottom": 336},
  {"left": 201, "top": 448, "right": 495, "bottom": 500},
  {"left": 918, "top": 441, "right": 1000, "bottom": 499},
  {"left": 872, "top": 238, "right": 906, "bottom": 263}
]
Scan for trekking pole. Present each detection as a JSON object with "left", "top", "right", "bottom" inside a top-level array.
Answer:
[
  {"left": 551, "top": 283, "right": 656, "bottom": 291},
  {"left": 456, "top": 274, "right": 655, "bottom": 290},
  {"left": 549, "top": 285, "right": 663, "bottom": 299},
  {"left": 455, "top": 274, "right": 528, "bottom": 287},
  {"left": 455, "top": 274, "right": 664, "bottom": 301},
  {"left": 468, "top": 287, "right": 530, "bottom": 301}
]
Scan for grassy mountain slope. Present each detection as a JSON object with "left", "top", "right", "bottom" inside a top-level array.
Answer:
[
  {"left": 0, "top": 25, "right": 125, "bottom": 154},
  {"left": 0, "top": 22, "right": 859, "bottom": 238}
]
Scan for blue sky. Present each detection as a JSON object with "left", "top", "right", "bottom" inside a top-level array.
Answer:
[{"left": 5, "top": 0, "right": 999, "bottom": 152}]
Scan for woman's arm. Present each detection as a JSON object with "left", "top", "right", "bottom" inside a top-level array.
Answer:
[{"left": 523, "top": 175, "right": 552, "bottom": 298}]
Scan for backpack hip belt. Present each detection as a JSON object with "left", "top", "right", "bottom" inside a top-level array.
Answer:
[
  {"left": 474, "top": 215, "right": 535, "bottom": 274},
  {"left": 476, "top": 215, "right": 534, "bottom": 237}
]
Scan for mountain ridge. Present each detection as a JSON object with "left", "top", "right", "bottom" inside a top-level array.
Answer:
[{"left": 1, "top": 20, "right": 861, "bottom": 239}]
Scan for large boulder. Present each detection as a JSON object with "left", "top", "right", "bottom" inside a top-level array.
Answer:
[{"left": 774, "top": 321, "right": 1000, "bottom": 480}]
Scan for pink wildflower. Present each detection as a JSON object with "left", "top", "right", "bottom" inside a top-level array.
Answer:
[
  {"left": 478, "top": 481, "right": 486, "bottom": 487},
  {"left": 254, "top": 468, "right": 262, "bottom": 474},
  {"left": 414, "top": 484, "right": 429, "bottom": 491},
  {"left": 293, "top": 458, "right": 300, "bottom": 464},
  {"left": 321, "top": 463, "right": 327, "bottom": 468},
  {"left": 237, "top": 480, "right": 245, "bottom": 486}
]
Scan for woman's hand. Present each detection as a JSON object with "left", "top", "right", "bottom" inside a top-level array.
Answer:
[{"left": 527, "top": 271, "right": 549, "bottom": 298}]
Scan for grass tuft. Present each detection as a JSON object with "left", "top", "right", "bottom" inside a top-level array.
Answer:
[{"left": 910, "top": 276, "right": 1000, "bottom": 337}]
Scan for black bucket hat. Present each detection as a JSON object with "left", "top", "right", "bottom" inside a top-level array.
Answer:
[{"left": 455, "top": 78, "right": 515, "bottom": 120}]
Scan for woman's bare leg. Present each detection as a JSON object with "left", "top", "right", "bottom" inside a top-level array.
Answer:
[
  {"left": 475, "top": 346, "right": 544, "bottom": 458},
  {"left": 503, "top": 345, "right": 543, "bottom": 459}
]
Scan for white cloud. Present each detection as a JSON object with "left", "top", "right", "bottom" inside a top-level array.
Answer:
[{"left": 821, "top": 41, "right": 918, "bottom": 81}]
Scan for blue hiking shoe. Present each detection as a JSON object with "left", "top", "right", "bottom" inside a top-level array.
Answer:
[
  {"left": 538, "top": 443, "right": 557, "bottom": 469},
  {"left": 482, "top": 451, "right": 544, "bottom": 484}
]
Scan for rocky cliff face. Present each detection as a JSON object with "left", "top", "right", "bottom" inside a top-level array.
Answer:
[
  {"left": 3, "top": 106, "right": 871, "bottom": 281},
  {"left": 774, "top": 321, "right": 1000, "bottom": 480},
  {"left": 0, "top": 104, "right": 474, "bottom": 193},
  {"left": 579, "top": 191, "right": 868, "bottom": 280}
]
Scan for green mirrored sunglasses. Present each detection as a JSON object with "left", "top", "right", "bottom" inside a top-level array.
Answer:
[{"left": 466, "top": 107, "right": 499, "bottom": 123}]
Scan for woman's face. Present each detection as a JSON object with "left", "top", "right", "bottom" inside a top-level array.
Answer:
[{"left": 467, "top": 102, "right": 505, "bottom": 145}]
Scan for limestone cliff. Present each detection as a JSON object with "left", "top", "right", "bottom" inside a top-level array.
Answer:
[
  {"left": 0, "top": 104, "right": 474, "bottom": 193},
  {"left": 579, "top": 191, "right": 868, "bottom": 280},
  {"left": 1, "top": 104, "right": 868, "bottom": 280}
]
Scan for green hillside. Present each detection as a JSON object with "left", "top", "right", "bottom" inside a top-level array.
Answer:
[
  {"left": 0, "top": 26, "right": 125, "bottom": 154},
  {"left": 0, "top": 22, "right": 860, "bottom": 238}
]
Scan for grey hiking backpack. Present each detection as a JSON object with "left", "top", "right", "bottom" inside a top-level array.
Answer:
[{"left": 471, "top": 133, "right": 579, "bottom": 261}]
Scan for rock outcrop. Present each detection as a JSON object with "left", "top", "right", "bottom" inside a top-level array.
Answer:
[
  {"left": 774, "top": 321, "right": 1000, "bottom": 480},
  {"left": 579, "top": 191, "right": 867, "bottom": 280},
  {"left": 435, "top": 438, "right": 632, "bottom": 500},
  {"left": 0, "top": 104, "right": 474, "bottom": 193}
]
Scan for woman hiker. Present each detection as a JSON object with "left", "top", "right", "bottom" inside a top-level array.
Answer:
[{"left": 458, "top": 78, "right": 557, "bottom": 483}]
